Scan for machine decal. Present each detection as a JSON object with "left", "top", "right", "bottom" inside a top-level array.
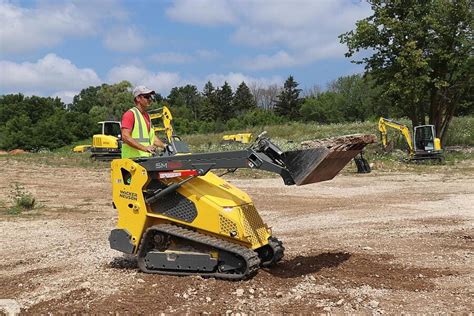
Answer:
[
  {"left": 154, "top": 161, "right": 184, "bottom": 170},
  {"left": 119, "top": 190, "right": 138, "bottom": 201},
  {"left": 155, "top": 162, "right": 168, "bottom": 169},
  {"left": 168, "top": 161, "right": 184, "bottom": 169}
]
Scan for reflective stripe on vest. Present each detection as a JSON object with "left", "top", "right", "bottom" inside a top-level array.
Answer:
[
  {"left": 130, "top": 107, "right": 150, "bottom": 143},
  {"left": 121, "top": 107, "right": 155, "bottom": 159}
]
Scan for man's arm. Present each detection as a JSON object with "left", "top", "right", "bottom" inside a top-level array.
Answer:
[
  {"left": 121, "top": 128, "right": 156, "bottom": 154},
  {"left": 154, "top": 137, "right": 166, "bottom": 149}
]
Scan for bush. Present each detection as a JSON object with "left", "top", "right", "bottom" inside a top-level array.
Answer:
[
  {"left": 444, "top": 116, "right": 474, "bottom": 146},
  {"left": 8, "top": 183, "right": 36, "bottom": 214}
]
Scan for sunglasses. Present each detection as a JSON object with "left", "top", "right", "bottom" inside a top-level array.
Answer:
[{"left": 142, "top": 94, "right": 153, "bottom": 100}]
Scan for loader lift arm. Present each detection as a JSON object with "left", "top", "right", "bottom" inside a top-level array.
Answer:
[
  {"left": 139, "top": 148, "right": 296, "bottom": 183},
  {"left": 137, "top": 143, "right": 296, "bottom": 185},
  {"left": 137, "top": 132, "right": 367, "bottom": 188}
]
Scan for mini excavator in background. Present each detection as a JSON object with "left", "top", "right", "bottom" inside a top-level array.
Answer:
[
  {"left": 109, "top": 108, "right": 372, "bottom": 279},
  {"left": 90, "top": 121, "right": 122, "bottom": 160},
  {"left": 378, "top": 117, "right": 443, "bottom": 162}
]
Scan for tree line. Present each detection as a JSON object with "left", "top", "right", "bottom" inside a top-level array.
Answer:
[
  {"left": 1, "top": 72, "right": 471, "bottom": 151},
  {"left": 0, "top": 0, "right": 472, "bottom": 151}
]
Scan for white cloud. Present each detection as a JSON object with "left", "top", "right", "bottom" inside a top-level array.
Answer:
[
  {"left": 0, "top": 54, "right": 101, "bottom": 95},
  {"left": 241, "top": 51, "right": 297, "bottom": 71},
  {"left": 0, "top": 0, "right": 128, "bottom": 54},
  {"left": 52, "top": 90, "right": 78, "bottom": 104},
  {"left": 166, "top": 0, "right": 372, "bottom": 70},
  {"left": 107, "top": 65, "right": 182, "bottom": 96},
  {"left": 107, "top": 65, "right": 282, "bottom": 96},
  {"left": 149, "top": 52, "right": 194, "bottom": 64},
  {"left": 103, "top": 26, "right": 146, "bottom": 53},
  {"left": 166, "top": 0, "right": 236, "bottom": 26},
  {"left": 148, "top": 49, "right": 220, "bottom": 65},
  {"left": 205, "top": 72, "right": 283, "bottom": 90},
  {"left": 196, "top": 49, "right": 219, "bottom": 60}
]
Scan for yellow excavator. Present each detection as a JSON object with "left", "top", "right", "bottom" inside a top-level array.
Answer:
[
  {"left": 149, "top": 106, "right": 190, "bottom": 154},
  {"left": 378, "top": 117, "right": 443, "bottom": 162},
  {"left": 90, "top": 121, "right": 122, "bottom": 161},
  {"left": 109, "top": 107, "right": 374, "bottom": 279}
]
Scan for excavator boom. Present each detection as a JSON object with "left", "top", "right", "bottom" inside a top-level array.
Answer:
[
  {"left": 150, "top": 106, "right": 174, "bottom": 143},
  {"left": 378, "top": 117, "right": 415, "bottom": 156}
]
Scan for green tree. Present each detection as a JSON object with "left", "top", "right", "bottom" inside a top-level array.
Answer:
[
  {"left": 1, "top": 114, "right": 34, "bottom": 150},
  {"left": 0, "top": 94, "right": 70, "bottom": 150},
  {"left": 274, "top": 76, "right": 302, "bottom": 120},
  {"left": 66, "top": 111, "right": 96, "bottom": 140},
  {"left": 200, "top": 81, "right": 217, "bottom": 121},
  {"left": 167, "top": 85, "right": 201, "bottom": 120},
  {"left": 340, "top": 0, "right": 473, "bottom": 143},
  {"left": 300, "top": 92, "right": 344, "bottom": 124},
  {"left": 34, "top": 111, "right": 75, "bottom": 149},
  {"left": 233, "top": 81, "right": 256, "bottom": 114},
  {"left": 96, "top": 81, "right": 133, "bottom": 120},
  {"left": 70, "top": 86, "right": 101, "bottom": 114},
  {"left": 215, "top": 82, "right": 234, "bottom": 121},
  {"left": 327, "top": 74, "right": 376, "bottom": 122}
]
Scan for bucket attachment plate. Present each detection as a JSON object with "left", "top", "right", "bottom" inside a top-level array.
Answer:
[{"left": 281, "top": 134, "right": 375, "bottom": 185}]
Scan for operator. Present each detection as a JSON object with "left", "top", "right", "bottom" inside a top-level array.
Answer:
[{"left": 121, "top": 85, "right": 166, "bottom": 159}]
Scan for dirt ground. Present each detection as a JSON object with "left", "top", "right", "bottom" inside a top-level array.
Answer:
[{"left": 0, "top": 158, "right": 473, "bottom": 314}]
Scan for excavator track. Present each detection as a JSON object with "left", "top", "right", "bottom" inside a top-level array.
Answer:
[{"left": 137, "top": 223, "right": 261, "bottom": 280}]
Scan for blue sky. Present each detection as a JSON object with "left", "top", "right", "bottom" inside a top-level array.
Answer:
[{"left": 0, "top": 0, "right": 372, "bottom": 103}]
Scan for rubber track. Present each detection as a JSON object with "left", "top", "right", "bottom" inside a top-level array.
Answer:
[
  {"left": 261, "top": 237, "right": 284, "bottom": 267},
  {"left": 137, "top": 223, "right": 261, "bottom": 280}
]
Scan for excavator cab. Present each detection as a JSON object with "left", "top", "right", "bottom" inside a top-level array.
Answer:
[
  {"left": 414, "top": 125, "right": 440, "bottom": 152},
  {"left": 101, "top": 121, "right": 122, "bottom": 138}
]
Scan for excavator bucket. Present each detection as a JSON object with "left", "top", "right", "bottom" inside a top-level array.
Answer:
[{"left": 281, "top": 134, "right": 376, "bottom": 185}]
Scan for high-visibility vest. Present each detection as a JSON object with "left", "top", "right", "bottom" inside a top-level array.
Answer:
[{"left": 121, "top": 107, "right": 155, "bottom": 159}]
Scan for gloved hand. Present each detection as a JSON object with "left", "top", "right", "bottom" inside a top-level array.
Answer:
[
  {"left": 144, "top": 145, "right": 156, "bottom": 154},
  {"left": 165, "top": 144, "right": 174, "bottom": 153}
]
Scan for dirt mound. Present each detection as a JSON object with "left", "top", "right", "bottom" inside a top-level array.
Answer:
[
  {"left": 301, "top": 134, "right": 377, "bottom": 148},
  {"left": 8, "top": 149, "right": 28, "bottom": 155}
]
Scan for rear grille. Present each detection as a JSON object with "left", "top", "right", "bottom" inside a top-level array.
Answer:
[{"left": 241, "top": 204, "right": 268, "bottom": 245}]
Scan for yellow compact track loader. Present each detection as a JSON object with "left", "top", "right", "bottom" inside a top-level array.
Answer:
[
  {"left": 222, "top": 133, "right": 253, "bottom": 144},
  {"left": 110, "top": 123, "right": 372, "bottom": 279}
]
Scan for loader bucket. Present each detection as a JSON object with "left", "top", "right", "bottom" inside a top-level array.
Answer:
[{"left": 281, "top": 137, "right": 373, "bottom": 185}]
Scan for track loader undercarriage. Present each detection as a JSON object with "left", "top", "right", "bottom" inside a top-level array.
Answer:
[{"left": 109, "top": 132, "right": 372, "bottom": 279}]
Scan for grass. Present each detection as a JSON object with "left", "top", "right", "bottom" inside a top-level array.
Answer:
[
  {"left": 184, "top": 116, "right": 474, "bottom": 151},
  {"left": 3, "top": 183, "right": 37, "bottom": 215},
  {"left": 0, "top": 150, "right": 108, "bottom": 169},
  {"left": 1, "top": 116, "right": 472, "bottom": 173},
  {"left": 184, "top": 121, "right": 378, "bottom": 151},
  {"left": 444, "top": 116, "right": 474, "bottom": 146}
]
